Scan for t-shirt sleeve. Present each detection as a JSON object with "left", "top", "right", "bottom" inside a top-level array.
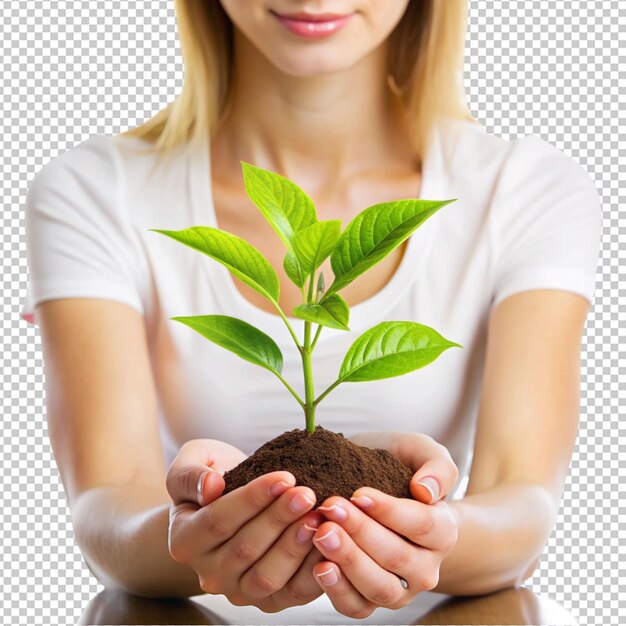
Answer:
[
  {"left": 490, "top": 136, "right": 602, "bottom": 309},
  {"left": 21, "top": 136, "right": 145, "bottom": 326}
]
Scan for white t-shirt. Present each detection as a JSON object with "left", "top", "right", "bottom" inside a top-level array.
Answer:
[{"left": 21, "top": 118, "right": 601, "bottom": 624}]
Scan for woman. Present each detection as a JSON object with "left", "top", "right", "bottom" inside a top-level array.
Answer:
[{"left": 22, "top": 1, "right": 601, "bottom": 623}]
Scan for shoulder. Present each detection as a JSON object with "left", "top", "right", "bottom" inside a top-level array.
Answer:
[
  {"left": 25, "top": 136, "right": 120, "bottom": 231},
  {"left": 27, "top": 134, "right": 135, "bottom": 209},
  {"left": 29, "top": 132, "right": 163, "bottom": 191},
  {"left": 433, "top": 118, "right": 515, "bottom": 169},
  {"left": 26, "top": 133, "right": 168, "bottom": 216},
  {"left": 28, "top": 135, "right": 116, "bottom": 197},
  {"left": 434, "top": 118, "right": 599, "bottom": 201}
]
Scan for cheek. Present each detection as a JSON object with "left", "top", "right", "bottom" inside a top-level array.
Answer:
[
  {"left": 366, "top": 0, "right": 412, "bottom": 33},
  {"left": 217, "top": 0, "right": 269, "bottom": 31},
  {"left": 346, "top": 0, "right": 412, "bottom": 57}
]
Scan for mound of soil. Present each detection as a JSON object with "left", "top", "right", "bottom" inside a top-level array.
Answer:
[{"left": 222, "top": 425, "right": 413, "bottom": 507}]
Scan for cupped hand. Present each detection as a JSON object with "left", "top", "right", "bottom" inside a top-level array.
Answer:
[
  {"left": 309, "top": 432, "right": 459, "bottom": 619},
  {"left": 166, "top": 439, "right": 326, "bottom": 611}
]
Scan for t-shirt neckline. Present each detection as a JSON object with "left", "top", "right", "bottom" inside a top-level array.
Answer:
[{"left": 190, "top": 131, "right": 441, "bottom": 344}]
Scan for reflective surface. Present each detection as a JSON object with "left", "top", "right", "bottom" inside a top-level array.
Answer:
[
  {"left": 80, "top": 586, "right": 576, "bottom": 625},
  {"left": 415, "top": 587, "right": 575, "bottom": 625}
]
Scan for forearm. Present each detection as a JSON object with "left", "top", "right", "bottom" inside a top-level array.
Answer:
[
  {"left": 72, "top": 483, "right": 204, "bottom": 598},
  {"left": 436, "top": 483, "right": 557, "bottom": 595}
]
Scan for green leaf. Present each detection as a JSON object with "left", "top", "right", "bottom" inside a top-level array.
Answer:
[
  {"left": 241, "top": 162, "right": 318, "bottom": 289},
  {"left": 291, "top": 220, "right": 342, "bottom": 277},
  {"left": 316, "top": 271, "right": 326, "bottom": 300},
  {"left": 283, "top": 249, "right": 306, "bottom": 289},
  {"left": 171, "top": 314, "right": 283, "bottom": 375},
  {"left": 326, "top": 199, "right": 455, "bottom": 296},
  {"left": 293, "top": 293, "right": 350, "bottom": 331},
  {"left": 338, "top": 321, "right": 460, "bottom": 382},
  {"left": 241, "top": 161, "right": 317, "bottom": 246},
  {"left": 150, "top": 226, "right": 280, "bottom": 303}
]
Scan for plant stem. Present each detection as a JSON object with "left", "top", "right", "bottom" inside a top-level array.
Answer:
[
  {"left": 314, "top": 378, "right": 342, "bottom": 407},
  {"left": 301, "top": 271, "right": 317, "bottom": 433},
  {"left": 271, "top": 301, "right": 302, "bottom": 349},
  {"left": 269, "top": 299, "right": 306, "bottom": 411},
  {"left": 310, "top": 324, "right": 323, "bottom": 351},
  {"left": 302, "top": 321, "right": 316, "bottom": 433},
  {"left": 274, "top": 372, "right": 305, "bottom": 407}
]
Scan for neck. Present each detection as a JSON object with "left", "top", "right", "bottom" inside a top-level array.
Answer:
[{"left": 212, "top": 26, "right": 413, "bottom": 194}]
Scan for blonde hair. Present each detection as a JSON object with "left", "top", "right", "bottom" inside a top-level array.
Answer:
[{"left": 123, "top": 1, "right": 471, "bottom": 168}]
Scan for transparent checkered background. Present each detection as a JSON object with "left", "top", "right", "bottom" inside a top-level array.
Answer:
[{"left": 1, "top": 2, "right": 623, "bottom": 624}]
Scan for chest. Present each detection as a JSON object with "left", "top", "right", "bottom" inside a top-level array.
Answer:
[
  {"left": 209, "top": 171, "right": 421, "bottom": 315},
  {"left": 140, "top": 153, "right": 496, "bottom": 472}
]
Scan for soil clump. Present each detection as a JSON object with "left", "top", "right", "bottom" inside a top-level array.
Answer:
[{"left": 223, "top": 425, "right": 413, "bottom": 507}]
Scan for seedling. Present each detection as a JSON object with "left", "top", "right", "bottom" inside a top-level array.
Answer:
[{"left": 150, "top": 163, "right": 461, "bottom": 433}]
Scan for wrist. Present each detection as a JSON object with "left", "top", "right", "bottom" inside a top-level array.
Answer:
[
  {"left": 74, "top": 484, "right": 203, "bottom": 599},
  {"left": 447, "top": 498, "right": 463, "bottom": 525}
]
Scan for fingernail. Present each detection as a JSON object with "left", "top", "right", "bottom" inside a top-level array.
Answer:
[
  {"left": 289, "top": 493, "right": 315, "bottom": 513},
  {"left": 196, "top": 469, "right": 212, "bottom": 500},
  {"left": 417, "top": 476, "right": 440, "bottom": 503},
  {"left": 313, "top": 529, "right": 341, "bottom": 551},
  {"left": 349, "top": 495, "right": 374, "bottom": 509},
  {"left": 315, "top": 566, "right": 339, "bottom": 586},
  {"left": 296, "top": 522, "right": 317, "bottom": 544},
  {"left": 269, "top": 480, "right": 292, "bottom": 497},
  {"left": 317, "top": 503, "right": 348, "bottom": 521}
]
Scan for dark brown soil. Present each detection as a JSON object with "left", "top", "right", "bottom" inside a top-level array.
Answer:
[{"left": 222, "top": 425, "right": 413, "bottom": 507}]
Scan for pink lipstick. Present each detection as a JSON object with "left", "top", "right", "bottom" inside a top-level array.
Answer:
[{"left": 271, "top": 10, "right": 355, "bottom": 39}]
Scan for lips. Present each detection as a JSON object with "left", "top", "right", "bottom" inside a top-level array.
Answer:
[
  {"left": 274, "top": 11, "right": 352, "bottom": 22},
  {"left": 271, "top": 10, "right": 355, "bottom": 38}
]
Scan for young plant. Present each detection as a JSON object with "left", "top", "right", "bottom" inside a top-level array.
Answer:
[{"left": 150, "top": 163, "right": 461, "bottom": 433}]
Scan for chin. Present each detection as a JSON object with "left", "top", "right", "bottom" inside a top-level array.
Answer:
[{"left": 265, "top": 45, "right": 362, "bottom": 78}]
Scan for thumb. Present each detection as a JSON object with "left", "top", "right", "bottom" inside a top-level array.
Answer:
[
  {"left": 396, "top": 434, "right": 459, "bottom": 505},
  {"left": 166, "top": 441, "right": 226, "bottom": 506},
  {"left": 402, "top": 439, "right": 459, "bottom": 504},
  {"left": 167, "top": 463, "right": 225, "bottom": 507},
  {"left": 410, "top": 455, "right": 457, "bottom": 504},
  {"left": 195, "top": 466, "right": 225, "bottom": 507}
]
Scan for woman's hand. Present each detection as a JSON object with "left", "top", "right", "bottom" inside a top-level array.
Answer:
[
  {"left": 166, "top": 439, "right": 326, "bottom": 612},
  {"left": 309, "top": 432, "right": 459, "bottom": 619}
]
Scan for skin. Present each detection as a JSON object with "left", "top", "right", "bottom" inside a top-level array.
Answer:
[
  {"left": 35, "top": 0, "right": 593, "bottom": 619},
  {"left": 210, "top": 0, "right": 418, "bottom": 317}
]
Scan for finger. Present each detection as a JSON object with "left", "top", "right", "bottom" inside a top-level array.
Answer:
[
  {"left": 254, "top": 544, "right": 326, "bottom": 613},
  {"left": 190, "top": 471, "right": 296, "bottom": 554},
  {"left": 168, "top": 471, "right": 228, "bottom": 566},
  {"left": 218, "top": 485, "right": 317, "bottom": 587},
  {"left": 239, "top": 508, "right": 324, "bottom": 599},
  {"left": 311, "top": 521, "right": 408, "bottom": 609},
  {"left": 348, "top": 488, "right": 458, "bottom": 552},
  {"left": 275, "top": 543, "right": 326, "bottom": 608},
  {"left": 168, "top": 500, "right": 200, "bottom": 564},
  {"left": 312, "top": 561, "right": 377, "bottom": 620},
  {"left": 394, "top": 434, "right": 459, "bottom": 503},
  {"left": 166, "top": 439, "right": 222, "bottom": 506},
  {"left": 317, "top": 496, "right": 427, "bottom": 573},
  {"left": 198, "top": 439, "right": 247, "bottom": 474}
]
